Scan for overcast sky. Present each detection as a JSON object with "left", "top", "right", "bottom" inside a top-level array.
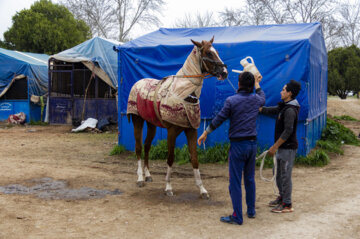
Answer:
[{"left": 0, "top": 0, "right": 241, "bottom": 40}]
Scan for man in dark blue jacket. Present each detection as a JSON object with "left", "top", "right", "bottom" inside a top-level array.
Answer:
[{"left": 198, "top": 72, "right": 265, "bottom": 225}]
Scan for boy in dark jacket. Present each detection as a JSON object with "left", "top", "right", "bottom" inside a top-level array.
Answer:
[
  {"left": 260, "top": 79, "right": 301, "bottom": 213},
  {"left": 198, "top": 72, "right": 265, "bottom": 225}
]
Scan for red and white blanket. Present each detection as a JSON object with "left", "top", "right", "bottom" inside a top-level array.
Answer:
[
  {"left": 127, "top": 77, "right": 201, "bottom": 129},
  {"left": 127, "top": 46, "right": 205, "bottom": 129}
]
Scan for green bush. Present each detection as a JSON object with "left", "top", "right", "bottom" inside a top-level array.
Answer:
[
  {"left": 198, "top": 143, "right": 230, "bottom": 164},
  {"left": 110, "top": 145, "right": 126, "bottom": 155},
  {"left": 295, "top": 149, "right": 330, "bottom": 167},
  {"left": 175, "top": 145, "right": 191, "bottom": 165},
  {"left": 111, "top": 117, "right": 357, "bottom": 168},
  {"left": 147, "top": 140, "right": 229, "bottom": 165},
  {"left": 316, "top": 140, "right": 344, "bottom": 155},
  {"left": 29, "top": 120, "right": 49, "bottom": 126},
  {"left": 321, "top": 118, "right": 359, "bottom": 145},
  {"left": 149, "top": 140, "right": 169, "bottom": 160}
]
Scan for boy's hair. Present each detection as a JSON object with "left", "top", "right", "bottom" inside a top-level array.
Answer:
[
  {"left": 286, "top": 80, "right": 301, "bottom": 99},
  {"left": 238, "top": 72, "right": 255, "bottom": 93}
]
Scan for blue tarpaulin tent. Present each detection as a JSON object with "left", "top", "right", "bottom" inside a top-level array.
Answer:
[
  {"left": 48, "top": 37, "right": 121, "bottom": 124},
  {"left": 115, "top": 22, "right": 327, "bottom": 156},
  {"left": 0, "top": 48, "right": 48, "bottom": 122}
]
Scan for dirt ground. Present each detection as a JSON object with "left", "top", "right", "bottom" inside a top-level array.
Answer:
[{"left": 0, "top": 98, "right": 359, "bottom": 239}]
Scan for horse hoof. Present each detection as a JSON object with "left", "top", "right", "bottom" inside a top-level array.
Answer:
[
  {"left": 145, "top": 176, "right": 153, "bottom": 182},
  {"left": 165, "top": 190, "right": 174, "bottom": 196},
  {"left": 136, "top": 181, "right": 145, "bottom": 187},
  {"left": 201, "top": 193, "right": 210, "bottom": 200}
]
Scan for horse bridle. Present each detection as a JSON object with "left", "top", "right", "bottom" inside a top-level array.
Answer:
[{"left": 200, "top": 55, "right": 227, "bottom": 76}]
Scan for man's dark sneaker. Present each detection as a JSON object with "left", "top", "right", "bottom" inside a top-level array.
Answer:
[
  {"left": 220, "top": 215, "right": 242, "bottom": 225},
  {"left": 247, "top": 212, "right": 256, "bottom": 219},
  {"left": 268, "top": 196, "right": 282, "bottom": 207},
  {"left": 271, "top": 203, "right": 294, "bottom": 213}
]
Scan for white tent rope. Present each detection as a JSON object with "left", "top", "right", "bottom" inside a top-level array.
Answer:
[{"left": 257, "top": 150, "right": 279, "bottom": 195}]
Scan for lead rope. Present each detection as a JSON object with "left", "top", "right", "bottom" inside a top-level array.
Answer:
[
  {"left": 257, "top": 150, "right": 279, "bottom": 195},
  {"left": 226, "top": 77, "right": 238, "bottom": 93}
]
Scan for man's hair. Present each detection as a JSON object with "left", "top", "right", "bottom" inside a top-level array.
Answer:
[
  {"left": 238, "top": 72, "right": 255, "bottom": 93},
  {"left": 286, "top": 80, "right": 301, "bottom": 99}
]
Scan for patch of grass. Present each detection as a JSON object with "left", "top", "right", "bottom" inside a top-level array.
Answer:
[
  {"left": 29, "top": 120, "right": 49, "bottom": 126},
  {"left": 295, "top": 149, "right": 330, "bottom": 167},
  {"left": 175, "top": 145, "right": 191, "bottom": 165},
  {"left": 149, "top": 140, "right": 168, "bottom": 160},
  {"left": 294, "top": 117, "right": 358, "bottom": 167},
  {"left": 316, "top": 140, "right": 344, "bottom": 155},
  {"left": 147, "top": 140, "right": 229, "bottom": 165},
  {"left": 112, "top": 117, "right": 358, "bottom": 168},
  {"left": 110, "top": 145, "right": 126, "bottom": 155},
  {"left": 321, "top": 118, "right": 359, "bottom": 146},
  {"left": 198, "top": 143, "right": 230, "bottom": 164},
  {"left": 333, "top": 115, "right": 359, "bottom": 121}
]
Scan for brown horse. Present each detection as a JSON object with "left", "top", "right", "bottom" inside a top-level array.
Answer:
[{"left": 127, "top": 37, "right": 228, "bottom": 198}]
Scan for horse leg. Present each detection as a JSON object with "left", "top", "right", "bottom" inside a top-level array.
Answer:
[
  {"left": 165, "top": 125, "right": 183, "bottom": 196},
  {"left": 185, "top": 128, "right": 209, "bottom": 199},
  {"left": 144, "top": 121, "right": 157, "bottom": 182},
  {"left": 132, "top": 114, "right": 145, "bottom": 187}
]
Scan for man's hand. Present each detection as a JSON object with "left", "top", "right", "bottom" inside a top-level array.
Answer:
[
  {"left": 267, "top": 145, "right": 278, "bottom": 157},
  {"left": 197, "top": 131, "right": 208, "bottom": 146},
  {"left": 255, "top": 74, "right": 262, "bottom": 83},
  {"left": 255, "top": 74, "right": 262, "bottom": 89}
]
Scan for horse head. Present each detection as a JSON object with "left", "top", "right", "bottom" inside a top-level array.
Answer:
[{"left": 191, "top": 36, "right": 228, "bottom": 81}]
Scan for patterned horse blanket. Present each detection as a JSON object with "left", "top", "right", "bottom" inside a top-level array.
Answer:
[{"left": 127, "top": 77, "right": 201, "bottom": 129}]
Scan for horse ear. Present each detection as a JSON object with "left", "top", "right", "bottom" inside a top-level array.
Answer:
[
  {"left": 210, "top": 36, "right": 214, "bottom": 44},
  {"left": 191, "top": 39, "right": 202, "bottom": 48}
]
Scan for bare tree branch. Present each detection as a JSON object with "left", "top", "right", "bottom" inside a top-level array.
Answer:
[
  {"left": 219, "top": 0, "right": 349, "bottom": 49},
  {"left": 218, "top": 1, "right": 269, "bottom": 26},
  {"left": 61, "top": 0, "right": 164, "bottom": 42},
  {"left": 338, "top": 0, "right": 360, "bottom": 46},
  {"left": 61, "top": 0, "right": 115, "bottom": 39},
  {"left": 173, "top": 11, "right": 218, "bottom": 28}
]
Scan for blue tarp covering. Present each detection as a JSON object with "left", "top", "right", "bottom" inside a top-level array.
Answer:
[
  {"left": 116, "top": 23, "right": 328, "bottom": 156},
  {"left": 0, "top": 48, "right": 48, "bottom": 97},
  {"left": 52, "top": 37, "right": 121, "bottom": 88}
]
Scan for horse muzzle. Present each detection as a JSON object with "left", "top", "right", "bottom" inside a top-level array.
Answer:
[{"left": 215, "top": 66, "right": 228, "bottom": 81}]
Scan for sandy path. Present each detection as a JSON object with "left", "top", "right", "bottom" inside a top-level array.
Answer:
[{"left": 0, "top": 97, "right": 358, "bottom": 238}]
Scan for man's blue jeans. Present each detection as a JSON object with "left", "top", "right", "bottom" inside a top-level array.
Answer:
[{"left": 228, "top": 140, "right": 257, "bottom": 224}]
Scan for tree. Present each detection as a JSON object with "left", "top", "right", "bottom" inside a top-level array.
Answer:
[
  {"left": 219, "top": 1, "right": 268, "bottom": 26},
  {"left": 338, "top": 0, "right": 360, "bottom": 47},
  {"left": 62, "top": 0, "right": 164, "bottom": 42},
  {"left": 219, "top": 0, "right": 344, "bottom": 50},
  {"left": 173, "top": 11, "right": 218, "bottom": 28},
  {"left": 328, "top": 45, "right": 360, "bottom": 99},
  {"left": 3, "top": 0, "right": 90, "bottom": 54},
  {"left": 0, "top": 40, "right": 14, "bottom": 50}
]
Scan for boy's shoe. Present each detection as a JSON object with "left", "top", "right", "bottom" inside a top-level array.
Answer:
[
  {"left": 271, "top": 203, "right": 294, "bottom": 213},
  {"left": 220, "top": 215, "right": 242, "bottom": 225},
  {"left": 268, "top": 196, "right": 282, "bottom": 207}
]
